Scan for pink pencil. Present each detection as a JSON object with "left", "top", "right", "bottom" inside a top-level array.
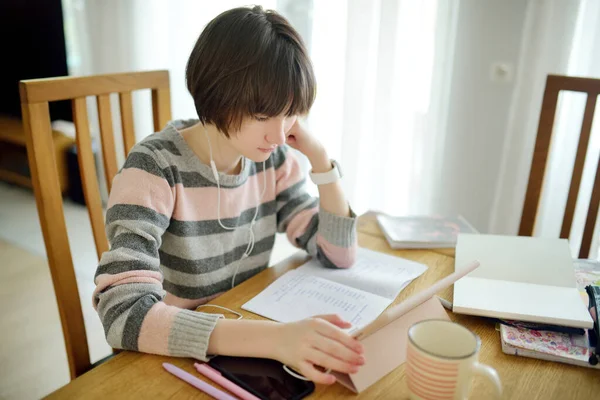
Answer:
[{"left": 163, "top": 363, "right": 238, "bottom": 400}]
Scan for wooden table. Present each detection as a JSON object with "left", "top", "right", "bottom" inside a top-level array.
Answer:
[{"left": 48, "top": 213, "right": 600, "bottom": 399}]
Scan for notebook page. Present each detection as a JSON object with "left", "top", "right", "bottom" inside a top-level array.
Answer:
[
  {"left": 241, "top": 270, "right": 392, "bottom": 329},
  {"left": 295, "top": 247, "right": 427, "bottom": 300}
]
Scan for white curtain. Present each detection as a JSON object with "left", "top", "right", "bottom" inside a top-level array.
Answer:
[
  {"left": 62, "top": 0, "right": 457, "bottom": 218},
  {"left": 307, "top": 0, "right": 458, "bottom": 215},
  {"left": 490, "top": 0, "right": 600, "bottom": 259},
  {"left": 62, "top": 0, "right": 599, "bottom": 259}
]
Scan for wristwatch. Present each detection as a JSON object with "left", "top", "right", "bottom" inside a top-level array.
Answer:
[{"left": 309, "top": 159, "right": 343, "bottom": 185}]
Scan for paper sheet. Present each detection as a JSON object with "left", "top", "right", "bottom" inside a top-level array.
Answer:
[
  {"left": 296, "top": 248, "right": 428, "bottom": 300},
  {"left": 242, "top": 270, "right": 392, "bottom": 329}
]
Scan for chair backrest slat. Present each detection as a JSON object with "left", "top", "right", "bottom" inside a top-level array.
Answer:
[
  {"left": 119, "top": 91, "right": 136, "bottom": 155},
  {"left": 581, "top": 158, "right": 600, "bottom": 258},
  {"left": 96, "top": 94, "right": 119, "bottom": 192},
  {"left": 73, "top": 97, "right": 110, "bottom": 259},
  {"left": 560, "top": 93, "right": 597, "bottom": 240},
  {"left": 152, "top": 87, "right": 172, "bottom": 132}
]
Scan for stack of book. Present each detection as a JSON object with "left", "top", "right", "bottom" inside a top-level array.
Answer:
[
  {"left": 499, "top": 259, "right": 600, "bottom": 369},
  {"left": 452, "top": 233, "right": 599, "bottom": 369}
]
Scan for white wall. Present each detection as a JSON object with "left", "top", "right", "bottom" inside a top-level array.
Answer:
[{"left": 433, "top": 0, "right": 528, "bottom": 231}]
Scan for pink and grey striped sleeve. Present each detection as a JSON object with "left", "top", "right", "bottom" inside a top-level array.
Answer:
[
  {"left": 92, "top": 146, "right": 221, "bottom": 361},
  {"left": 274, "top": 146, "right": 357, "bottom": 269}
]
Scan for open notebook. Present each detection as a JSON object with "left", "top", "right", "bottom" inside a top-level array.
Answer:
[
  {"left": 242, "top": 248, "right": 428, "bottom": 330},
  {"left": 453, "top": 234, "right": 594, "bottom": 329}
]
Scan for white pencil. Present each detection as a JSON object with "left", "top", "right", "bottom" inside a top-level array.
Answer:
[{"left": 352, "top": 260, "right": 480, "bottom": 340}]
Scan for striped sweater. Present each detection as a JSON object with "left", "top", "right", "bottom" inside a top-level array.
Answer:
[{"left": 93, "top": 119, "right": 357, "bottom": 361}]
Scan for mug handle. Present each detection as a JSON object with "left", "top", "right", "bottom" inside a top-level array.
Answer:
[{"left": 472, "top": 362, "right": 503, "bottom": 399}]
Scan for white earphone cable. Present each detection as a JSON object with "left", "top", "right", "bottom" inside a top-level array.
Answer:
[
  {"left": 282, "top": 365, "right": 332, "bottom": 381},
  {"left": 200, "top": 124, "right": 266, "bottom": 287},
  {"left": 231, "top": 160, "right": 266, "bottom": 287},
  {"left": 196, "top": 304, "right": 243, "bottom": 320},
  {"left": 203, "top": 124, "right": 237, "bottom": 233}
]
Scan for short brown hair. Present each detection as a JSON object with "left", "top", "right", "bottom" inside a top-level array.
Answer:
[{"left": 186, "top": 5, "right": 316, "bottom": 137}]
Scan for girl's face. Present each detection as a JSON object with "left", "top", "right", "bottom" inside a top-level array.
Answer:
[{"left": 227, "top": 114, "right": 298, "bottom": 162}]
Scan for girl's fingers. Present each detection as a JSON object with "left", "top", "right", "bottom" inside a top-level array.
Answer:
[
  {"left": 298, "top": 361, "right": 337, "bottom": 385},
  {"left": 306, "top": 347, "right": 360, "bottom": 375},
  {"left": 312, "top": 335, "right": 364, "bottom": 366},
  {"left": 312, "top": 318, "right": 364, "bottom": 354},
  {"left": 315, "top": 314, "right": 352, "bottom": 329}
]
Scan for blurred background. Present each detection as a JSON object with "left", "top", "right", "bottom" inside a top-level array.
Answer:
[{"left": 0, "top": 0, "right": 599, "bottom": 398}]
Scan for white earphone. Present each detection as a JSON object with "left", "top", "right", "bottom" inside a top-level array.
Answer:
[
  {"left": 201, "top": 123, "right": 267, "bottom": 288},
  {"left": 168, "top": 121, "right": 267, "bottom": 288}
]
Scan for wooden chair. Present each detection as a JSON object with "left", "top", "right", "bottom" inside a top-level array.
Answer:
[
  {"left": 19, "top": 70, "right": 172, "bottom": 379},
  {"left": 520, "top": 75, "right": 600, "bottom": 258}
]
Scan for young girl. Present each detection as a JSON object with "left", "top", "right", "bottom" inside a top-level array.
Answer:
[{"left": 93, "top": 5, "right": 363, "bottom": 385}]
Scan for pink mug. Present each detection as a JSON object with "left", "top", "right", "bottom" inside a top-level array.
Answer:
[{"left": 406, "top": 319, "right": 502, "bottom": 399}]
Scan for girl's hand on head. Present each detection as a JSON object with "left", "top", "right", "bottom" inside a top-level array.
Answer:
[
  {"left": 273, "top": 314, "right": 365, "bottom": 385},
  {"left": 285, "top": 119, "right": 325, "bottom": 161}
]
